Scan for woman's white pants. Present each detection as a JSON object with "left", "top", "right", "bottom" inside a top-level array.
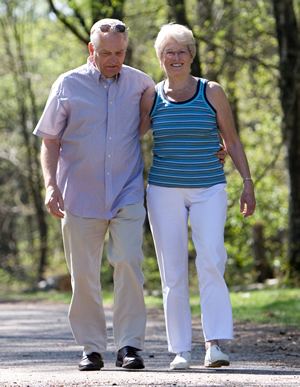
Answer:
[{"left": 147, "top": 184, "right": 233, "bottom": 354}]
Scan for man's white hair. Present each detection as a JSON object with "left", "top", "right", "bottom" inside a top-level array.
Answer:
[{"left": 90, "top": 19, "right": 128, "bottom": 49}]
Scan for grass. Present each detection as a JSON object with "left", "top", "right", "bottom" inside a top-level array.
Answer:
[
  {"left": 190, "top": 288, "right": 300, "bottom": 328},
  {"left": 1, "top": 287, "right": 299, "bottom": 328}
]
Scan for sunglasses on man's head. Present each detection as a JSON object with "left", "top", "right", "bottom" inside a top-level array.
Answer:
[{"left": 97, "top": 24, "right": 127, "bottom": 33}]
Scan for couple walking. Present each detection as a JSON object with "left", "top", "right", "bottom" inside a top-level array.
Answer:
[{"left": 34, "top": 18, "right": 255, "bottom": 371}]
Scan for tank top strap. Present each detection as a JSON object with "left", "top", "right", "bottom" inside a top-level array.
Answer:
[
  {"left": 151, "top": 81, "right": 165, "bottom": 119},
  {"left": 156, "top": 81, "right": 164, "bottom": 96},
  {"left": 198, "top": 77, "right": 208, "bottom": 98}
]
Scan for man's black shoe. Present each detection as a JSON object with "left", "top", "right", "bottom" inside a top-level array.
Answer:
[
  {"left": 78, "top": 352, "right": 104, "bottom": 371},
  {"left": 116, "top": 346, "right": 145, "bottom": 369}
]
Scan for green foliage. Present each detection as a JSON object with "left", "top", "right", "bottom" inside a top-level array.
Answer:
[
  {"left": 0, "top": 0, "right": 88, "bottom": 284},
  {"left": 142, "top": 230, "right": 162, "bottom": 291},
  {"left": 189, "top": 287, "right": 300, "bottom": 328},
  {"left": 0, "top": 0, "right": 296, "bottom": 288},
  {"left": 124, "top": 0, "right": 167, "bottom": 80},
  {"left": 231, "top": 288, "right": 300, "bottom": 327}
]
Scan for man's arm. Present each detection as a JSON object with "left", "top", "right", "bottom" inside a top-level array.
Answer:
[
  {"left": 41, "top": 138, "right": 65, "bottom": 219},
  {"left": 139, "top": 87, "right": 156, "bottom": 139},
  {"left": 206, "top": 81, "right": 256, "bottom": 218}
]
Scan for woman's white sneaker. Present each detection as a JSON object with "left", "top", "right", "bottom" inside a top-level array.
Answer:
[
  {"left": 170, "top": 351, "right": 191, "bottom": 369},
  {"left": 204, "top": 345, "right": 230, "bottom": 367}
]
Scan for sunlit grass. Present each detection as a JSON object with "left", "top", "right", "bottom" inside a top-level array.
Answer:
[
  {"left": 230, "top": 288, "right": 300, "bottom": 327},
  {"left": 189, "top": 288, "right": 300, "bottom": 328},
  {"left": 144, "top": 295, "right": 163, "bottom": 309},
  {"left": 1, "top": 287, "right": 299, "bottom": 328},
  {"left": 0, "top": 289, "right": 113, "bottom": 305},
  {"left": 0, "top": 289, "right": 72, "bottom": 304}
]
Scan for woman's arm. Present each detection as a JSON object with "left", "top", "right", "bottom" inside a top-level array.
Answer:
[
  {"left": 206, "top": 81, "right": 256, "bottom": 217},
  {"left": 139, "top": 86, "right": 156, "bottom": 139}
]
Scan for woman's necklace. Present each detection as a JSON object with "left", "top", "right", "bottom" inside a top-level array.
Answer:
[{"left": 164, "top": 79, "right": 193, "bottom": 94}]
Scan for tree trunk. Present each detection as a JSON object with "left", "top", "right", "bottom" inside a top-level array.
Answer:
[
  {"left": 223, "top": 0, "right": 240, "bottom": 134},
  {"left": 197, "top": 0, "right": 216, "bottom": 80},
  {"left": 273, "top": 0, "right": 300, "bottom": 281},
  {"left": 252, "top": 222, "right": 273, "bottom": 283}
]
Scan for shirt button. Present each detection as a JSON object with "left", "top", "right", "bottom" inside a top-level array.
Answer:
[
  {"left": 108, "top": 155, "right": 111, "bottom": 158},
  {"left": 110, "top": 102, "right": 112, "bottom": 104},
  {"left": 109, "top": 137, "right": 112, "bottom": 140},
  {"left": 107, "top": 172, "right": 110, "bottom": 175},
  {"left": 104, "top": 85, "right": 107, "bottom": 88}
]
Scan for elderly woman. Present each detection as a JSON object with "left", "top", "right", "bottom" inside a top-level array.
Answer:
[{"left": 139, "top": 24, "right": 256, "bottom": 370}]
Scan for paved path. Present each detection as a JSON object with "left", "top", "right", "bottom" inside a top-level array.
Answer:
[{"left": 0, "top": 302, "right": 299, "bottom": 386}]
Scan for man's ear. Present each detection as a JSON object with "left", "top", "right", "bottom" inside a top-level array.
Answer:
[{"left": 88, "top": 42, "right": 94, "bottom": 55}]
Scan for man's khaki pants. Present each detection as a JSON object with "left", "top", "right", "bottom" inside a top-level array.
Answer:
[{"left": 61, "top": 200, "right": 146, "bottom": 355}]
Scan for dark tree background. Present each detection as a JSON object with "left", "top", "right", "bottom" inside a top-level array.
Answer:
[{"left": 273, "top": 0, "right": 300, "bottom": 281}]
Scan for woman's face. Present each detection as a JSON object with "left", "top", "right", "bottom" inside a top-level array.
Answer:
[{"left": 160, "top": 37, "right": 193, "bottom": 77}]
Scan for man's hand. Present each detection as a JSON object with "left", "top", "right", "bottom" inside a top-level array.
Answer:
[
  {"left": 217, "top": 144, "right": 227, "bottom": 166},
  {"left": 41, "top": 138, "right": 64, "bottom": 219},
  {"left": 45, "top": 185, "right": 65, "bottom": 219}
]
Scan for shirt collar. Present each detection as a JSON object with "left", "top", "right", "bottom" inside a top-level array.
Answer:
[{"left": 87, "top": 56, "right": 121, "bottom": 84}]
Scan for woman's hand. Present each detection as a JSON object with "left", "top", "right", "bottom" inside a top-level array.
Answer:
[{"left": 240, "top": 180, "right": 256, "bottom": 217}]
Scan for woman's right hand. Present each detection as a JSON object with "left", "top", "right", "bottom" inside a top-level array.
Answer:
[{"left": 240, "top": 180, "right": 256, "bottom": 217}]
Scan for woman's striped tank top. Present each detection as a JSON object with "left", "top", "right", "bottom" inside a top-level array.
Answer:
[{"left": 148, "top": 78, "right": 227, "bottom": 188}]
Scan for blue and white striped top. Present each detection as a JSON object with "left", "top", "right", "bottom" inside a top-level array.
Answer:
[{"left": 148, "top": 78, "right": 227, "bottom": 188}]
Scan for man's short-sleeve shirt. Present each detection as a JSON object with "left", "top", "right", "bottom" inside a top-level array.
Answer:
[{"left": 34, "top": 59, "right": 154, "bottom": 219}]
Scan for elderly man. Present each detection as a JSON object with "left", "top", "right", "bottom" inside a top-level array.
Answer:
[{"left": 34, "top": 19, "right": 155, "bottom": 371}]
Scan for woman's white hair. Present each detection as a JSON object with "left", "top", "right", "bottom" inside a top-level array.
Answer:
[
  {"left": 90, "top": 19, "right": 128, "bottom": 49},
  {"left": 154, "top": 23, "right": 196, "bottom": 61}
]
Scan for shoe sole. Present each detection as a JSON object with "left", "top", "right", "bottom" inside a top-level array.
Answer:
[
  {"left": 204, "top": 360, "right": 230, "bottom": 368},
  {"left": 78, "top": 362, "right": 104, "bottom": 371},
  {"left": 170, "top": 364, "right": 190, "bottom": 370},
  {"left": 115, "top": 360, "right": 145, "bottom": 370}
]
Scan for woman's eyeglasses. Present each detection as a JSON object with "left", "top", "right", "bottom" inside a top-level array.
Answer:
[{"left": 164, "top": 50, "right": 190, "bottom": 58}]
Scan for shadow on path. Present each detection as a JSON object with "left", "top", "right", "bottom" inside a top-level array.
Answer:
[{"left": 0, "top": 301, "right": 299, "bottom": 386}]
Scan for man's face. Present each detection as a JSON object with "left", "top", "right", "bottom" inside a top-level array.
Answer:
[{"left": 89, "top": 32, "right": 127, "bottom": 78}]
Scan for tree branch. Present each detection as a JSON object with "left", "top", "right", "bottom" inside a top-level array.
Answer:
[
  {"left": 68, "top": 0, "right": 90, "bottom": 36},
  {"left": 254, "top": 141, "right": 284, "bottom": 185},
  {"left": 47, "top": 0, "right": 89, "bottom": 45},
  {"left": 198, "top": 36, "right": 278, "bottom": 74}
]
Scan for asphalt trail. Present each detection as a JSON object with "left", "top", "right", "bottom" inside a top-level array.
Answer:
[{"left": 0, "top": 302, "right": 299, "bottom": 386}]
